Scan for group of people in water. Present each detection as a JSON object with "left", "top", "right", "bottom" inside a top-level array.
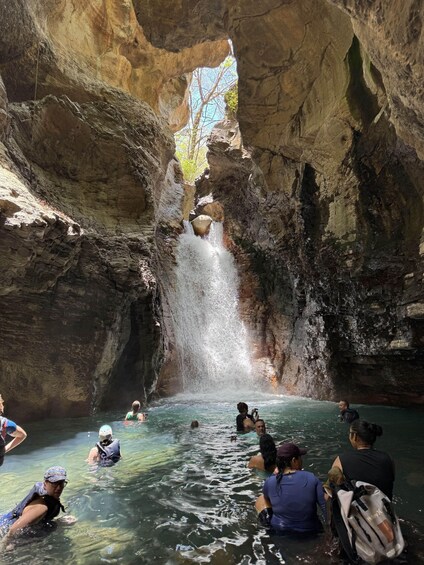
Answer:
[
  {"left": 1, "top": 392, "right": 398, "bottom": 560},
  {"left": 0, "top": 395, "right": 147, "bottom": 547},
  {"left": 236, "top": 400, "right": 396, "bottom": 540}
]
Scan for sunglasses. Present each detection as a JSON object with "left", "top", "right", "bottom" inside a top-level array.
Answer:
[{"left": 47, "top": 480, "right": 68, "bottom": 487}]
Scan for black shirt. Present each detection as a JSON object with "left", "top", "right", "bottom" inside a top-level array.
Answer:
[
  {"left": 340, "top": 448, "right": 395, "bottom": 499},
  {"left": 339, "top": 408, "right": 359, "bottom": 423},
  {"left": 236, "top": 413, "right": 253, "bottom": 431}
]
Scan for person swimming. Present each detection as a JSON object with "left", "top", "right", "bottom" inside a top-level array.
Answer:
[
  {"left": 87, "top": 425, "right": 122, "bottom": 466},
  {"left": 125, "top": 400, "right": 147, "bottom": 422},
  {"left": 0, "top": 466, "right": 71, "bottom": 541}
]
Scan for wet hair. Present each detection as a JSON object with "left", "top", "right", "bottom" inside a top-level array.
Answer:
[
  {"left": 275, "top": 454, "right": 297, "bottom": 486},
  {"left": 259, "top": 434, "right": 276, "bottom": 471},
  {"left": 132, "top": 400, "right": 141, "bottom": 412},
  {"left": 190, "top": 420, "right": 199, "bottom": 429},
  {"left": 237, "top": 402, "right": 248, "bottom": 414},
  {"left": 255, "top": 419, "right": 265, "bottom": 427},
  {"left": 339, "top": 399, "right": 349, "bottom": 408},
  {"left": 350, "top": 419, "right": 383, "bottom": 446},
  {"left": 99, "top": 437, "right": 113, "bottom": 446}
]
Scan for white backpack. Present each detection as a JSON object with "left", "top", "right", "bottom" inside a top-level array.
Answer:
[{"left": 335, "top": 481, "right": 405, "bottom": 564}]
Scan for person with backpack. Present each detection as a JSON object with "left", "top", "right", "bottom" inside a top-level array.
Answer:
[
  {"left": 0, "top": 393, "right": 27, "bottom": 467},
  {"left": 87, "top": 425, "right": 121, "bottom": 466},
  {"left": 332, "top": 419, "right": 394, "bottom": 499},
  {"left": 337, "top": 400, "right": 359, "bottom": 424},
  {"left": 329, "top": 421, "right": 404, "bottom": 563}
]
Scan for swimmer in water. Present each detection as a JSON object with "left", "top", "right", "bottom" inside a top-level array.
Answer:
[
  {"left": 125, "top": 400, "right": 147, "bottom": 422},
  {"left": 87, "top": 425, "right": 122, "bottom": 466}
]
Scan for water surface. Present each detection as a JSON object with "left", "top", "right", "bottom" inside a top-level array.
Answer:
[{"left": 1, "top": 395, "right": 423, "bottom": 564}]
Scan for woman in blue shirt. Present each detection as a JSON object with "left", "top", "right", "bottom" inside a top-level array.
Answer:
[{"left": 257, "top": 442, "right": 326, "bottom": 533}]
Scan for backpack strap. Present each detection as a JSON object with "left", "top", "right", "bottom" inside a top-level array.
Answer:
[{"left": 331, "top": 494, "right": 361, "bottom": 564}]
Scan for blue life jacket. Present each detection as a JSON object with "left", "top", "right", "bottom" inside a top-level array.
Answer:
[
  {"left": 8, "top": 482, "right": 64, "bottom": 523},
  {"left": 96, "top": 439, "right": 121, "bottom": 466}
]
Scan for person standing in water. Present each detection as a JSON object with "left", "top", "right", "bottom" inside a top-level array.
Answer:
[
  {"left": 256, "top": 443, "right": 326, "bottom": 533},
  {"left": 87, "top": 425, "right": 122, "bottom": 466},
  {"left": 125, "top": 400, "right": 147, "bottom": 422},
  {"left": 236, "top": 402, "right": 258, "bottom": 432},
  {"left": 248, "top": 433, "right": 277, "bottom": 473},
  {"left": 0, "top": 393, "right": 27, "bottom": 467},
  {"left": 0, "top": 466, "right": 72, "bottom": 540},
  {"left": 337, "top": 400, "right": 359, "bottom": 424},
  {"left": 331, "top": 419, "right": 395, "bottom": 499}
]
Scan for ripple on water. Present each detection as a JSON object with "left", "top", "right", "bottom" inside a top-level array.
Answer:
[{"left": 0, "top": 398, "right": 423, "bottom": 563}]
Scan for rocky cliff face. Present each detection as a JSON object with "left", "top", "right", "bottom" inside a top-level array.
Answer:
[
  {"left": 0, "top": 0, "right": 423, "bottom": 418},
  {"left": 141, "top": 0, "right": 424, "bottom": 405},
  {"left": 0, "top": 0, "right": 227, "bottom": 419}
]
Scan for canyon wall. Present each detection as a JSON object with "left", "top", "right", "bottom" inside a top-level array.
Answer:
[
  {"left": 141, "top": 0, "right": 424, "bottom": 404},
  {"left": 0, "top": 0, "right": 227, "bottom": 418},
  {"left": 0, "top": 0, "right": 423, "bottom": 418}
]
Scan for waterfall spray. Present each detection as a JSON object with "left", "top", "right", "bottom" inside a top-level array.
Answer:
[{"left": 173, "top": 222, "right": 253, "bottom": 392}]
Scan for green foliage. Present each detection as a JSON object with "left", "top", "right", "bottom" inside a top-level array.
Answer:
[
  {"left": 175, "top": 138, "right": 208, "bottom": 183},
  {"left": 174, "top": 50, "right": 237, "bottom": 182},
  {"left": 224, "top": 83, "right": 238, "bottom": 119}
]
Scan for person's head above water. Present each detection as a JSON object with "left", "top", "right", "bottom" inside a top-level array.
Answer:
[
  {"left": 190, "top": 420, "right": 199, "bottom": 429},
  {"left": 43, "top": 465, "right": 68, "bottom": 499},
  {"left": 349, "top": 420, "right": 382, "bottom": 448},
  {"left": 338, "top": 399, "right": 349, "bottom": 412},
  {"left": 237, "top": 402, "right": 248, "bottom": 414},
  {"left": 255, "top": 419, "right": 266, "bottom": 436},
  {"left": 276, "top": 442, "right": 307, "bottom": 475},
  {"left": 131, "top": 400, "right": 141, "bottom": 413},
  {"left": 99, "top": 425, "right": 113, "bottom": 444},
  {"left": 259, "top": 433, "right": 277, "bottom": 470}
]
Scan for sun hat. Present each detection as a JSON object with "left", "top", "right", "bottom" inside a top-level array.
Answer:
[
  {"left": 99, "top": 424, "right": 113, "bottom": 439},
  {"left": 277, "top": 442, "right": 308, "bottom": 459},
  {"left": 44, "top": 466, "right": 67, "bottom": 483}
]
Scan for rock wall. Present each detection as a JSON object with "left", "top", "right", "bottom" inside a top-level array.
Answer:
[
  {"left": 0, "top": 0, "right": 423, "bottom": 417},
  {"left": 142, "top": 0, "right": 424, "bottom": 405},
  {"left": 0, "top": 0, "right": 227, "bottom": 419}
]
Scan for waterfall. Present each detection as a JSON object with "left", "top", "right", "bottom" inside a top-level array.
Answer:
[{"left": 173, "top": 221, "right": 253, "bottom": 392}]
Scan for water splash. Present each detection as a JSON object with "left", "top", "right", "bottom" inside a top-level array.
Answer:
[{"left": 173, "top": 222, "right": 253, "bottom": 392}]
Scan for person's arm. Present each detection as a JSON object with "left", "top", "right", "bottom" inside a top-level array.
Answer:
[
  {"left": 87, "top": 447, "right": 99, "bottom": 464},
  {"left": 7, "top": 502, "right": 47, "bottom": 537},
  {"left": 5, "top": 425, "right": 27, "bottom": 454},
  {"left": 316, "top": 479, "right": 327, "bottom": 523}
]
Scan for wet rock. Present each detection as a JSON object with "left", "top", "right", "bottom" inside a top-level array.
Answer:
[{"left": 191, "top": 214, "right": 212, "bottom": 236}]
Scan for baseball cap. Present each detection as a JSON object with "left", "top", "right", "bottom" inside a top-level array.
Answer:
[
  {"left": 277, "top": 442, "right": 308, "bottom": 459},
  {"left": 44, "top": 466, "right": 67, "bottom": 483}
]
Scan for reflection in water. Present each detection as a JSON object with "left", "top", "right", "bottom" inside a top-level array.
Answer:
[{"left": 0, "top": 395, "right": 423, "bottom": 564}]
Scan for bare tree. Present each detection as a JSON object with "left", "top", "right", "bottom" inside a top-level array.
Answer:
[{"left": 175, "top": 55, "right": 237, "bottom": 182}]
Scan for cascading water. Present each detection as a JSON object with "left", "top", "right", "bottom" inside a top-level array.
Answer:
[{"left": 173, "top": 221, "right": 254, "bottom": 392}]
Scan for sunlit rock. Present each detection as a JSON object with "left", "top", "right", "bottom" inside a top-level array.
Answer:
[{"left": 191, "top": 214, "right": 213, "bottom": 236}]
